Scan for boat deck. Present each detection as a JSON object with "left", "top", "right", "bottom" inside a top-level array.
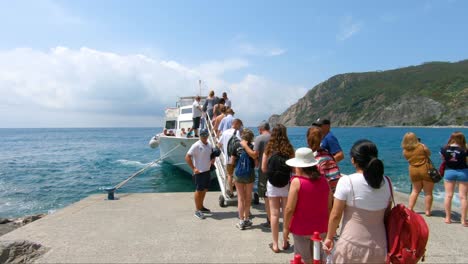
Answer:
[{"left": 1, "top": 192, "right": 467, "bottom": 263}]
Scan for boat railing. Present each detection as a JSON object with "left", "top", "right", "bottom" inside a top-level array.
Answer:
[{"left": 205, "top": 114, "right": 229, "bottom": 196}]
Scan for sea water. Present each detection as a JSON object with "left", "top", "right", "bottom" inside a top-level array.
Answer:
[{"left": 0, "top": 127, "right": 466, "bottom": 218}]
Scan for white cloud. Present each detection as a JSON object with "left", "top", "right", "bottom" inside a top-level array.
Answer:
[
  {"left": 0, "top": 47, "right": 304, "bottom": 127},
  {"left": 228, "top": 75, "right": 308, "bottom": 125},
  {"left": 337, "top": 16, "right": 363, "bottom": 41},
  {"left": 234, "top": 36, "right": 286, "bottom": 57}
]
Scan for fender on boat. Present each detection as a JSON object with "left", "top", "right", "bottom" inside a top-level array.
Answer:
[{"left": 149, "top": 135, "right": 160, "bottom": 148}]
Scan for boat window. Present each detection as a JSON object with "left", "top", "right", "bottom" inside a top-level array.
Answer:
[
  {"left": 179, "top": 120, "right": 193, "bottom": 130},
  {"left": 165, "top": 120, "right": 176, "bottom": 129},
  {"left": 181, "top": 108, "right": 192, "bottom": 114}
]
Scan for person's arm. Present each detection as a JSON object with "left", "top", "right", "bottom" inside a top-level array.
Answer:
[
  {"left": 241, "top": 140, "right": 258, "bottom": 159},
  {"left": 327, "top": 186, "right": 333, "bottom": 214},
  {"left": 261, "top": 153, "right": 269, "bottom": 173},
  {"left": 333, "top": 151, "right": 344, "bottom": 163},
  {"left": 185, "top": 154, "right": 200, "bottom": 174},
  {"left": 422, "top": 143, "right": 431, "bottom": 157},
  {"left": 283, "top": 177, "right": 299, "bottom": 244},
  {"left": 323, "top": 198, "right": 346, "bottom": 254}
]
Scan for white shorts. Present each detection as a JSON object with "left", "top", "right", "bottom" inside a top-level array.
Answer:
[{"left": 266, "top": 181, "right": 289, "bottom": 197}]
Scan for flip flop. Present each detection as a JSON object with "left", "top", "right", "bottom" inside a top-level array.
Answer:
[
  {"left": 282, "top": 241, "right": 290, "bottom": 250},
  {"left": 269, "top": 243, "right": 280, "bottom": 253},
  {"left": 444, "top": 219, "right": 452, "bottom": 224},
  {"left": 462, "top": 223, "right": 468, "bottom": 227}
]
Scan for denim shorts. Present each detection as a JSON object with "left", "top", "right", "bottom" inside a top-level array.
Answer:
[{"left": 444, "top": 168, "right": 468, "bottom": 182}]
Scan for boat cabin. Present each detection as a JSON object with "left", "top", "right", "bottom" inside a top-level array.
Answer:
[{"left": 163, "top": 96, "right": 206, "bottom": 136}]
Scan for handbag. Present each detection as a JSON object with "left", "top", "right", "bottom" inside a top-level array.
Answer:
[{"left": 427, "top": 158, "right": 442, "bottom": 183}]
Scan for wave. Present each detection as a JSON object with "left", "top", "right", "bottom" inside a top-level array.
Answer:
[{"left": 115, "top": 159, "right": 160, "bottom": 168}]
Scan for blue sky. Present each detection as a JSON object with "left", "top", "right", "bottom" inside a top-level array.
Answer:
[{"left": 0, "top": 0, "right": 467, "bottom": 127}]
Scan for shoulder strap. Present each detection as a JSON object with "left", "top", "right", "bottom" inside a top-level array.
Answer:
[
  {"left": 348, "top": 176, "right": 356, "bottom": 207},
  {"left": 385, "top": 176, "right": 395, "bottom": 206}
]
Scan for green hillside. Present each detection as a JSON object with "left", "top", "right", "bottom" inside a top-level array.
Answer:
[{"left": 272, "top": 60, "right": 468, "bottom": 126}]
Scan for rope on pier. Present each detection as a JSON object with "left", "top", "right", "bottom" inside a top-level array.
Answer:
[{"left": 106, "top": 142, "right": 185, "bottom": 199}]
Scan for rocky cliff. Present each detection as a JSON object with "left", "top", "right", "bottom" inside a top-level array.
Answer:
[{"left": 269, "top": 60, "right": 468, "bottom": 126}]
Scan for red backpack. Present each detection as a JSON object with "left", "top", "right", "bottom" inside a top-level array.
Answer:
[{"left": 385, "top": 177, "right": 429, "bottom": 264}]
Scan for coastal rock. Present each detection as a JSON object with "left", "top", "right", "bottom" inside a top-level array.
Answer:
[
  {"left": 0, "top": 240, "right": 48, "bottom": 264},
  {"left": 269, "top": 60, "right": 468, "bottom": 126},
  {"left": 0, "top": 214, "right": 46, "bottom": 237}
]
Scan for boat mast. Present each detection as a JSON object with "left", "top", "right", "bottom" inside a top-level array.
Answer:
[{"left": 198, "top": 79, "right": 202, "bottom": 96}]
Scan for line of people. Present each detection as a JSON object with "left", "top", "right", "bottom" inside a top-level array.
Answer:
[{"left": 185, "top": 108, "right": 467, "bottom": 263}]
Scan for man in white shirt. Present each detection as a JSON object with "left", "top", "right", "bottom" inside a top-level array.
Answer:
[
  {"left": 192, "top": 96, "right": 203, "bottom": 137},
  {"left": 185, "top": 129, "right": 213, "bottom": 219},
  {"left": 218, "top": 118, "right": 242, "bottom": 197}
]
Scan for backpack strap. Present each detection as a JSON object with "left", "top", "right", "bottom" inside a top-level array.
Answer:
[{"left": 385, "top": 176, "right": 395, "bottom": 206}]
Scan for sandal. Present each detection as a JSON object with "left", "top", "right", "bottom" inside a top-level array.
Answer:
[
  {"left": 282, "top": 241, "right": 290, "bottom": 250},
  {"left": 269, "top": 243, "right": 280, "bottom": 253}
]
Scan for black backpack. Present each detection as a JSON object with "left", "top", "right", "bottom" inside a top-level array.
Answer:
[
  {"left": 227, "top": 130, "right": 240, "bottom": 157},
  {"left": 267, "top": 152, "right": 291, "bottom": 187}
]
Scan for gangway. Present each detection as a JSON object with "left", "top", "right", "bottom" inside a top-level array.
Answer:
[{"left": 205, "top": 115, "right": 259, "bottom": 207}]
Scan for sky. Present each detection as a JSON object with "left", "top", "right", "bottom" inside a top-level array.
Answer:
[{"left": 0, "top": 0, "right": 467, "bottom": 128}]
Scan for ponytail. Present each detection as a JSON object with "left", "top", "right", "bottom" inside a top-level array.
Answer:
[
  {"left": 351, "top": 139, "right": 385, "bottom": 189},
  {"left": 363, "top": 157, "right": 384, "bottom": 189}
]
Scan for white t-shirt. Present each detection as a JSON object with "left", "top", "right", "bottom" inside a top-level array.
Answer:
[
  {"left": 192, "top": 100, "right": 202, "bottom": 118},
  {"left": 218, "top": 128, "right": 241, "bottom": 164},
  {"left": 334, "top": 173, "right": 391, "bottom": 211},
  {"left": 187, "top": 140, "right": 213, "bottom": 173}
]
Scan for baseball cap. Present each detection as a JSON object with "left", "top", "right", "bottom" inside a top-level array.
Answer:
[
  {"left": 312, "top": 118, "right": 331, "bottom": 126},
  {"left": 199, "top": 129, "right": 209, "bottom": 137}
]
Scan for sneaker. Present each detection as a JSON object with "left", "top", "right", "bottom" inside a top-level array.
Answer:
[
  {"left": 194, "top": 210, "right": 206, "bottom": 220},
  {"left": 261, "top": 220, "right": 271, "bottom": 228},
  {"left": 226, "top": 190, "right": 234, "bottom": 198},
  {"left": 236, "top": 220, "right": 245, "bottom": 230},
  {"left": 200, "top": 207, "right": 211, "bottom": 213},
  {"left": 244, "top": 218, "right": 253, "bottom": 227}
]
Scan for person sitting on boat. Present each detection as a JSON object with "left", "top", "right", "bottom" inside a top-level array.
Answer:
[
  {"left": 217, "top": 108, "right": 235, "bottom": 137},
  {"left": 163, "top": 129, "right": 169, "bottom": 136},
  {"left": 192, "top": 96, "right": 203, "bottom": 137},
  {"left": 180, "top": 128, "right": 187, "bottom": 137},
  {"left": 167, "top": 130, "right": 175, "bottom": 136},
  {"left": 186, "top": 128, "right": 194, "bottom": 138},
  {"left": 218, "top": 118, "right": 243, "bottom": 197},
  {"left": 185, "top": 129, "right": 214, "bottom": 220}
]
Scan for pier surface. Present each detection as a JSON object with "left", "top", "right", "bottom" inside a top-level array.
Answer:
[{"left": 1, "top": 191, "right": 467, "bottom": 263}]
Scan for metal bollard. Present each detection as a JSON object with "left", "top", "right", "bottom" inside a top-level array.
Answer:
[
  {"left": 105, "top": 187, "right": 116, "bottom": 200},
  {"left": 311, "top": 231, "right": 322, "bottom": 264}
]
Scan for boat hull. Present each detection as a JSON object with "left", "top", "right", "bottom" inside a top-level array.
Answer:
[{"left": 158, "top": 135, "right": 199, "bottom": 175}]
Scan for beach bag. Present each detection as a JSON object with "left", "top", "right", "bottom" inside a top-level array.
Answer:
[
  {"left": 227, "top": 130, "right": 240, "bottom": 158},
  {"left": 385, "top": 177, "right": 429, "bottom": 264},
  {"left": 267, "top": 153, "right": 291, "bottom": 187},
  {"left": 234, "top": 150, "right": 252, "bottom": 178},
  {"left": 427, "top": 158, "right": 442, "bottom": 183}
]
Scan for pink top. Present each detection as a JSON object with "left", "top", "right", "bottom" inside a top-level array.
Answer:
[{"left": 290, "top": 175, "right": 329, "bottom": 235}]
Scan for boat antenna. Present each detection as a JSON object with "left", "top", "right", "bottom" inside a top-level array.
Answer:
[{"left": 198, "top": 79, "right": 202, "bottom": 96}]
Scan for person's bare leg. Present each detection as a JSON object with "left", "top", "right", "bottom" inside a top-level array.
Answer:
[
  {"left": 458, "top": 182, "right": 467, "bottom": 226},
  {"left": 444, "top": 181, "right": 456, "bottom": 223},
  {"left": 422, "top": 181, "right": 435, "bottom": 216},
  {"left": 409, "top": 181, "right": 423, "bottom": 211}
]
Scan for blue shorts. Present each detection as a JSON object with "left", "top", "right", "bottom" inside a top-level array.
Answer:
[
  {"left": 193, "top": 171, "right": 211, "bottom": 191},
  {"left": 444, "top": 168, "right": 468, "bottom": 182}
]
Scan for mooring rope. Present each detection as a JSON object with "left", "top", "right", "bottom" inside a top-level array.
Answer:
[{"left": 113, "top": 142, "right": 185, "bottom": 191}]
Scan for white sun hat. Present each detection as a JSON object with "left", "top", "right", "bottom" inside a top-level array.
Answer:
[{"left": 286, "top": 147, "right": 319, "bottom": 168}]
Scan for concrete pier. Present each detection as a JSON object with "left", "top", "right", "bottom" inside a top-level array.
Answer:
[{"left": 1, "top": 191, "right": 467, "bottom": 263}]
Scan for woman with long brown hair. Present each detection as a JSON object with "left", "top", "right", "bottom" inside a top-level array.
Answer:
[
  {"left": 401, "top": 132, "right": 435, "bottom": 216},
  {"left": 261, "top": 124, "right": 294, "bottom": 253},
  {"left": 441, "top": 131, "right": 468, "bottom": 226}
]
